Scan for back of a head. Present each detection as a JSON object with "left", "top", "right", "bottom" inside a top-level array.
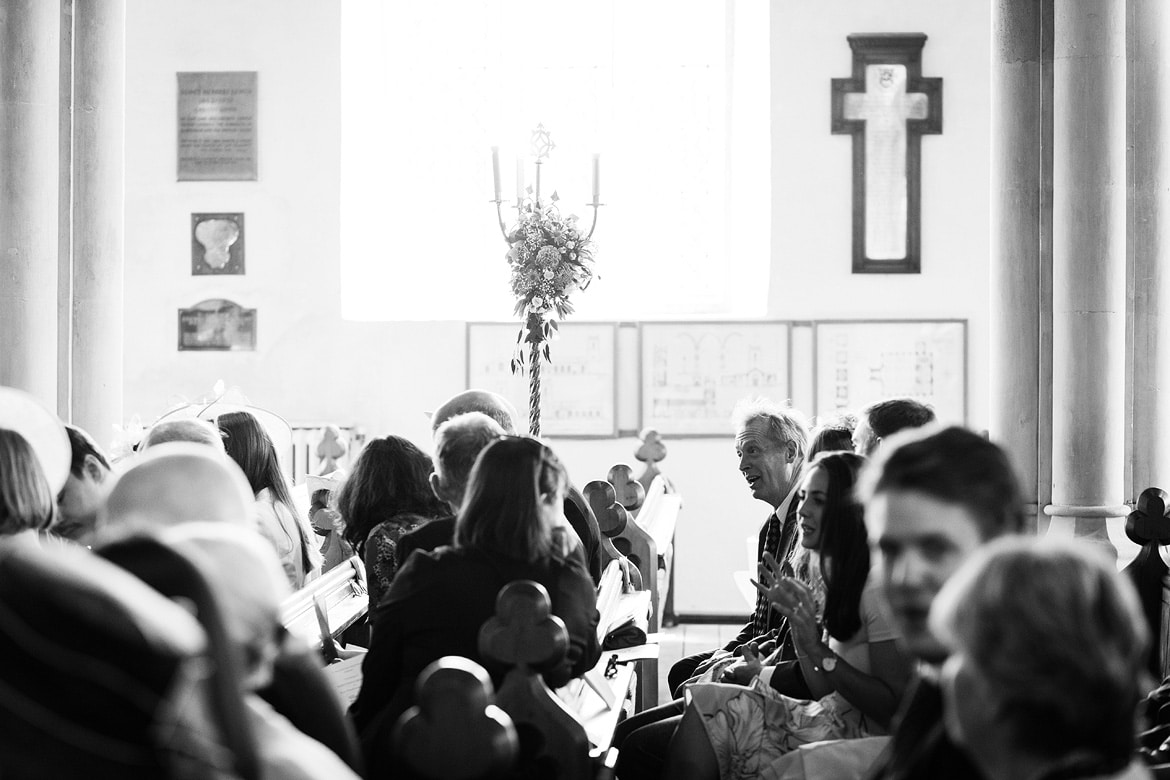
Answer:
[
  {"left": 339, "top": 434, "right": 443, "bottom": 552},
  {"left": 0, "top": 428, "right": 58, "bottom": 536},
  {"left": 863, "top": 426, "right": 1025, "bottom": 540},
  {"left": 809, "top": 423, "right": 855, "bottom": 458},
  {"left": 142, "top": 418, "right": 227, "bottom": 455},
  {"left": 431, "top": 389, "right": 519, "bottom": 434},
  {"left": 102, "top": 443, "right": 256, "bottom": 535},
  {"left": 456, "top": 436, "right": 566, "bottom": 562},
  {"left": 864, "top": 398, "right": 936, "bottom": 441},
  {"left": 216, "top": 411, "right": 283, "bottom": 498},
  {"left": 434, "top": 412, "right": 506, "bottom": 499},
  {"left": 931, "top": 536, "right": 1148, "bottom": 769}
]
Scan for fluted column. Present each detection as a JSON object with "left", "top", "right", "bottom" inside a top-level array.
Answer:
[
  {"left": 990, "top": 0, "right": 1044, "bottom": 528},
  {"left": 0, "top": 1, "right": 61, "bottom": 406},
  {"left": 70, "top": 0, "right": 124, "bottom": 441},
  {"left": 1131, "top": 0, "right": 1170, "bottom": 498},
  {"left": 1046, "top": 0, "right": 1128, "bottom": 546}
]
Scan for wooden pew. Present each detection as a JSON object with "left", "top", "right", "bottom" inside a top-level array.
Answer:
[
  {"left": 480, "top": 580, "right": 623, "bottom": 779},
  {"left": 280, "top": 554, "right": 368, "bottom": 654}
]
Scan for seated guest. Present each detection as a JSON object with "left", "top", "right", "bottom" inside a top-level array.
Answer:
[
  {"left": 337, "top": 434, "right": 448, "bottom": 611},
  {"left": 396, "top": 411, "right": 506, "bottom": 560},
  {"left": 166, "top": 524, "right": 362, "bottom": 780},
  {"left": 663, "top": 452, "right": 912, "bottom": 779},
  {"left": 668, "top": 399, "right": 811, "bottom": 697},
  {"left": 102, "top": 443, "right": 257, "bottom": 534},
  {"left": 350, "top": 436, "right": 602, "bottom": 774},
  {"left": 931, "top": 537, "right": 1150, "bottom": 780},
  {"left": 55, "top": 424, "right": 112, "bottom": 542},
  {"left": 140, "top": 417, "right": 227, "bottom": 454},
  {"left": 431, "top": 388, "right": 604, "bottom": 583},
  {"left": 218, "top": 410, "right": 322, "bottom": 589},
  {"left": 862, "top": 426, "right": 1026, "bottom": 780},
  {"left": 101, "top": 449, "right": 363, "bottom": 773},
  {"left": 0, "top": 428, "right": 59, "bottom": 549},
  {"left": 851, "top": 398, "right": 936, "bottom": 456}
]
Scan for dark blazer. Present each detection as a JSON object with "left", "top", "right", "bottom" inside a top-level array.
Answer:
[
  {"left": 349, "top": 545, "right": 601, "bottom": 764},
  {"left": 724, "top": 497, "right": 802, "bottom": 651}
]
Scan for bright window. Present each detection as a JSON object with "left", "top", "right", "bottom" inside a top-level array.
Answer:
[{"left": 341, "top": 0, "right": 770, "bottom": 321}]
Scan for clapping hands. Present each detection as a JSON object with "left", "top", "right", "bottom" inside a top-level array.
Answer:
[{"left": 751, "top": 552, "right": 820, "bottom": 641}]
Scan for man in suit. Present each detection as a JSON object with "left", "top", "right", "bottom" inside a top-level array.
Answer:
[
  {"left": 419, "top": 389, "right": 605, "bottom": 583},
  {"left": 666, "top": 399, "right": 810, "bottom": 695}
]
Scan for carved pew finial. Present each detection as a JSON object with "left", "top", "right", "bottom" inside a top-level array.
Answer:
[
  {"left": 583, "top": 480, "right": 643, "bottom": 591},
  {"left": 479, "top": 581, "right": 592, "bottom": 780},
  {"left": 393, "top": 656, "right": 519, "bottom": 780},
  {"left": 1123, "top": 487, "right": 1170, "bottom": 679},
  {"left": 634, "top": 428, "right": 668, "bottom": 493},
  {"left": 607, "top": 464, "right": 645, "bottom": 514}
]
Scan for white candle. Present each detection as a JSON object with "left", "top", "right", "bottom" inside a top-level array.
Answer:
[
  {"left": 591, "top": 153, "right": 601, "bottom": 204},
  {"left": 515, "top": 158, "right": 525, "bottom": 203},
  {"left": 491, "top": 146, "right": 501, "bottom": 201}
]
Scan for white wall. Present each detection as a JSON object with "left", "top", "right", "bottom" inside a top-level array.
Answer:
[{"left": 122, "top": 0, "right": 990, "bottom": 617}]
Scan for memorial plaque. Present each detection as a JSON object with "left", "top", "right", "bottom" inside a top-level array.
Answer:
[
  {"left": 191, "top": 213, "right": 245, "bottom": 275},
  {"left": 178, "top": 299, "right": 257, "bottom": 351},
  {"left": 177, "top": 72, "right": 258, "bottom": 181}
]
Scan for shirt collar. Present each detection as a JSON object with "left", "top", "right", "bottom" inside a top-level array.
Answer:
[{"left": 773, "top": 470, "right": 803, "bottom": 521}]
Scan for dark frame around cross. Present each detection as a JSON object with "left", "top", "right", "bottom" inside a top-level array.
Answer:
[{"left": 831, "top": 33, "right": 943, "bottom": 274}]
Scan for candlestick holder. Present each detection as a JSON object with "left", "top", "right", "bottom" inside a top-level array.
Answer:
[{"left": 491, "top": 125, "right": 601, "bottom": 436}]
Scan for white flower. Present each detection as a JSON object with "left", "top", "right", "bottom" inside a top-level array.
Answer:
[
  {"left": 543, "top": 269, "right": 554, "bottom": 280},
  {"left": 531, "top": 296, "right": 544, "bottom": 308}
]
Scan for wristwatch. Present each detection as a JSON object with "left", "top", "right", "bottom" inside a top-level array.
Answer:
[{"left": 814, "top": 652, "right": 838, "bottom": 674}]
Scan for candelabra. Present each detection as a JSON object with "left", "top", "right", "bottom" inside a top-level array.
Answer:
[{"left": 489, "top": 124, "right": 601, "bottom": 436}]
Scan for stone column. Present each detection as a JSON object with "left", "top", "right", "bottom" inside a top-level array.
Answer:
[
  {"left": 1046, "top": 0, "right": 1129, "bottom": 545},
  {"left": 0, "top": 1, "right": 61, "bottom": 406},
  {"left": 1131, "top": 0, "right": 1170, "bottom": 497},
  {"left": 989, "top": 0, "right": 1044, "bottom": 528},
  {"left": 70, "top": 0, "right": 125, "bottom": 442}
]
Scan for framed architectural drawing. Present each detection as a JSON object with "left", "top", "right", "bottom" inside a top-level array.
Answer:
[
  {"left": 191, "top": 213, "right": 244, "bottom": 275},
  {"left": 640, "top": 321, "right": 790, "bottom": 436},
  {"left": 813, "top": 320, "right": 966, "bottom": 423},
  {"left": 466, "top": 322, "right": 618, "bottom": 437}
]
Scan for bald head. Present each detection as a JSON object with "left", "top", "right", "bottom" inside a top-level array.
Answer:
[
  {"left": 102, "top": 443, "right": 255, "bottom": 536},
  {"left": 141, "top": 418, "right": 226, "bottom": 454},
  {"left": 431, "top": 390, "right": 519, "bottom": 434}
]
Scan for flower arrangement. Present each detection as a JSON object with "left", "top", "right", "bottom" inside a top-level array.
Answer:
[{"left": 505, "top": 197, "right": 595, "bottom": 374}]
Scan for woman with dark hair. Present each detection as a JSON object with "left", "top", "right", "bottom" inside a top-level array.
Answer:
[
  {"left": 217, "top": 411, "right": 322, "bottom": 589},
  {"left": 0, "top": 428, "right": 59, "bottom": 546},
  {"left": 349, "top": 436, "right": 601, "bottom": 774},
  {"left": 664, "top": 451, "right": 913, "bottom": 780},
  {"left": 337, "top": 435, "right": 447, "bottom": 610}
]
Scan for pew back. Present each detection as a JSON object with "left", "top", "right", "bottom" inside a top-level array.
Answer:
[{"left": 281, "top": 555, "right": 368, "bottom": 650}]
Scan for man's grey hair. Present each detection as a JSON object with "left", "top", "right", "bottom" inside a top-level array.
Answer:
[
  {"left": 732, "top": 398, "right": 810, "bottom": 468},
  {"left": 434, "top": 412, "right": 506, "bottom": 499}
]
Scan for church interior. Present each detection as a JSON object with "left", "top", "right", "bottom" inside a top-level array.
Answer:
[{"left": 2, "top": 1, "right": 1170, "bottom": 778}]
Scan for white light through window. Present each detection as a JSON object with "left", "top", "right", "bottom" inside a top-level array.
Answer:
[{"left": 341, "top": 0, "right": 769, "bottom": 321}]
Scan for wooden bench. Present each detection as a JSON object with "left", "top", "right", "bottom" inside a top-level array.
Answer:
[{"left": 280, "top": 554, "right": 368, "bottom": 655}]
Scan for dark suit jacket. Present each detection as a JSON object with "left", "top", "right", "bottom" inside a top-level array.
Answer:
[
  {"left": 724, "top": 497, "right": 802, "bottom": 651},
  {"left": 864, "top": 675, "right": 981, "bottom": 780},
  {"left": 349, "top": 545, "right": 601, "bottom": 768}
]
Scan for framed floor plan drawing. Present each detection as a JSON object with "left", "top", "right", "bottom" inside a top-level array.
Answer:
[
  {"left": 640, "top": 322, "right": 790, "bottom": 436},
  {"left": 814, "top": 320, "right": 966, "bottom": 423},
  {"left": 466, "top": 322, "right": 618, "bottom": 437}
]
